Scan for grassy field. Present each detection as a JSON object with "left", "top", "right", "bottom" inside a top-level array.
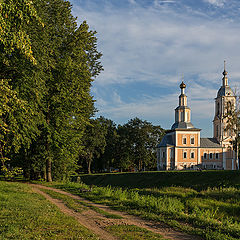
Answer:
[
  {"left": 0, "top": 181, "right": 98, "bottom": 240},
  {"left": 41, "top": 170, "right": 240, "bottom": 240},
  {"left": 41, "top": 188, "right": 166, "bottom": 239},
  {"left": 76, "top": 170, "right": 240, "bottom": 190}
]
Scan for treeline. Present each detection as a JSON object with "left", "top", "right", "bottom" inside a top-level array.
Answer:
[
  {"left": 0, "top": 0, "right": 164, "bottom": 181},
  {"left": 79, "top": 117, "right": 165, "bottom": 174}
]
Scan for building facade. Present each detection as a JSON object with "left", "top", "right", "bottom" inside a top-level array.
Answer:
[{"left": 157, "top": 65, "right": 237, "bottom": 170}]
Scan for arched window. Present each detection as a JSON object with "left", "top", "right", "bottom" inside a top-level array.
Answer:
[
  {"left": 217, "top": 102, "right": 219, "bottom": 115},
  {"left": 227, "top": 101, "right": 232, "bottom": 114}
]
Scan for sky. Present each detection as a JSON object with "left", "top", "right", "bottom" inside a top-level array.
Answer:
[{"left": 69, "top": 0, "right": 240, "bottom": 137}]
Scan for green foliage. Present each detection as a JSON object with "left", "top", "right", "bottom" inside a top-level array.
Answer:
[
  {"left": 1, "top": 0, "right": 103, "bottom": 181},
  {"left": 0, "top": 0, "right": 42, "bottom": 64},
  {"left": 80, "top": 118, "right": 108, "bottom": 174},
  {"left": 94, "top": 116, "right": 119, "bottom": 171},
  {"left": 0, "top": 79, "right": 37, "bottom": 170},
  {"left": 1, "top": 166, "right": 23, "bottom": 180},
  {"left": 117, "top": 118, "right": 164, "bottom": 171}
]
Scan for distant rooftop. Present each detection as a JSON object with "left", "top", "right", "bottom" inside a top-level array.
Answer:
[{"left": 200, "top": 138, "right": 222, "bottom": 148}]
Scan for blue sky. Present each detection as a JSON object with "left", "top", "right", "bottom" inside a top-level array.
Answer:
[{"left": 69, "top": 0, "right": 240, "bottom": 137}]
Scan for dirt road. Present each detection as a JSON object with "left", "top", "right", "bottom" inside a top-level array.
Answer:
[{"left": 31, "top": 184, "right": 202, "bottom": 240}]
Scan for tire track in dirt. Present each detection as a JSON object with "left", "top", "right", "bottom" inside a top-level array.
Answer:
[
  {"left": 31, "top": 184, "right": 203, "bottom": 240},
  {"left": 32, "top": 187, "right": 117, "bottom": 240}
]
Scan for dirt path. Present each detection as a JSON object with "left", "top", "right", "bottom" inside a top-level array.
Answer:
[{"left": 31, "top": 184, "right": 203, "bottom": 240}]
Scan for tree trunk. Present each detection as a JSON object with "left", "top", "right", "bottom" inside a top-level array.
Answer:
[
  {"left": 46, "top": 157, "right": 52, "bottom": 182},
  {"left": 43, "top": 165, "right": 47, "bottom": 181},
  {"left": 138, "top": 159, "right": 142, "bottom": 171},
  {"left": 236, "top": 138, "right": 239, "bottom": 170},
  {"left": 87, "top": 160, "right": 91, "bottom": 174}
]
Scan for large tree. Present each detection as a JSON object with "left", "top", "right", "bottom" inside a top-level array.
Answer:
[
  {"left": 80, "top": 118, "right": 107, "bottom": 174},
  {"left": 1, "top": 0, "right": 103, "bottom": 181},
  {"left": 95, "top": 116, "right": 119, "bottom": 171},
  {"left": 0, "top": 0, "right": 42, "bottom": 172},
  {"left": 120, "top": 118, "right": 164, "bottom": 171},
  {"left": 23, "top": 0, "right": 103, "bottom": 181}
]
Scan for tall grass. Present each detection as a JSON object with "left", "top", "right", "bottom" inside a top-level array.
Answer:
[{"left": 43, "top": 181, "right": 240, "bottom": 240}]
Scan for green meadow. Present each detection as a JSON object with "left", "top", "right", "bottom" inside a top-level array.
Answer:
[
  {"left": 43, "top": 170, "right": 240, "bottom": 240},
  {"left": 0, "top": 181, "right": 97, "bottom": 240}
]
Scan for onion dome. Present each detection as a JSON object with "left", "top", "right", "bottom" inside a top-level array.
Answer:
[{"left": 180, "top": 81, "right": 186, "bottom": 89}]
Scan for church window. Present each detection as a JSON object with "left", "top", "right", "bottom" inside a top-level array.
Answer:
[
  {"left": 216, "top": 125, "right": 218, "bottom": 137},
  {"left": 191, "top": 152, "right": 194, "bottom": 159},
  {"left": 227, "top": 101, "right": 232, "bottom": 114},
  {"left": 216, "top": 152, "right": 219, "bottom": 159},
  {"left": 191, "top": 137, "right": 194, "bottom": 144},
  {"left": 183, "top": 151, "right": 187, "bottom": 159},
  {"left": 183, "top": 137, "right": 187, "bottom": 145},
  {"left": 203, "top": 153, "right": 207, "bottom": 159},
  {"left": 209, "top": 153, "right": 213, "bottom": 159},
  {"left": 162, "top": 151, "right": 165, "bottom": 158},
  {"left": 217, "top": 102, "right": 219, "bottom": 115},
  {"left": 181, "top": 111, "right": 184, "bottom": 121}
]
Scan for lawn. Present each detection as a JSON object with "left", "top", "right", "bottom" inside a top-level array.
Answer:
[
  {"left": 75, "top": 170, "right": 240, "bottom": 190},
  {"left": 41, "top": 171, "right": 240, "bottom": 240},
  {"left": 0, "top": 181, "right": 97, "bottom": 240}
]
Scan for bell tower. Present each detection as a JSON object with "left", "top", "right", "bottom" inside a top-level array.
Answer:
[
  {"left": 213, "top": 61, "right": 236, "bottom": 144},
  {"left": 171, "top": 82, "right": 195, "bottom": 129}
]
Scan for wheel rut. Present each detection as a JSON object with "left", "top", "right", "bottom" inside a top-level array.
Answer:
[{"left": 31, "top": 184, "right": 203, "bottom": 240}]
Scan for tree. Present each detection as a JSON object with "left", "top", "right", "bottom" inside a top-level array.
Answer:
[
  {"left": 114, "top": 124, "right": 133, "bottom": 171},
  {"left": 80, "top": 119, "right": 107, "bottom": 174},
  {"left": 0, "top": 0, "right": 42, "bottom": 174},
  {"left": 0, "top": 0, "right": 103, "bottom": 181},
  {"left": 0, "top": 0, "right": 42, "bottom": 71},
  {"left": 225, "top": 96, "right": 240, "bottom": 169},
  {"left": 121, "top": 118, "right": 164, "bottom": 171},
  {"left": 96, "top": 117, "right": 118, "bottom": 171}
]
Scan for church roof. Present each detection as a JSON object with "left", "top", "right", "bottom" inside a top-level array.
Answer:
[
  {"left": 171, "top": 122, "right": 195, "bottom": 130},
  {"left": 217, "top": 85, "right": 234, "bottom": 98},
  {"left": 157, "top": 134, "right": 174, "bottom": 147},
  {"left": 200, "top": 138, "right": 222, "bottom": 148},
  {"left": 158, "top": 137, "right": 222, "bottom": 148}
]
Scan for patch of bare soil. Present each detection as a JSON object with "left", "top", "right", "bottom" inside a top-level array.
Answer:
[{"left": 31, "top": 184, "right": 203, "bottom": 240}]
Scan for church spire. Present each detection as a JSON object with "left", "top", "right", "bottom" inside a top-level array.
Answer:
[
  {"left": 171, "top": 81, "right": 195, "bottom": 130},
  {"left": 222, "top": 60, "right": 228, "bottom": 86},
  {"left": 179, "top": 81, "right": 187, "bottom": 106}
]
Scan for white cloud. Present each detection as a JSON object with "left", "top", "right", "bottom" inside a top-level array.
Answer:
[
  {"left": 73, "top": 2, "right": 240, "bottom": 87},
  {"left": 204, "top": 0, "right": 226, "bottom": 7},
  {"left": 128, "top": 0, "right": 137, "bottom": 5},
  {"left": 72, "top": 0, "right": 240, "bottom": 134}
]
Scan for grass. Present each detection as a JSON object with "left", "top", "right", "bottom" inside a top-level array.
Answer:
[
  {"left": 39, "top": 180, "right": 240, "bottom": 240},
  {"left": 40, "top": 188, "right": 85, "bottom": 213},
  {"left": 74, "top": 170, "right": 240, "bottom": 190},
  {"left": 0, "top": 181, "right": 98, "bottom": 240},
  {"left": 106, "top": 224, "right": 167, "bottom": 240},
  {"left": 41, "top": 188, "right": 122, "bottom": 219}
]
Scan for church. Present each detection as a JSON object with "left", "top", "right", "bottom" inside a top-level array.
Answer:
[{"left": 157, "top": 64, "right": 237, "bottom": 170}]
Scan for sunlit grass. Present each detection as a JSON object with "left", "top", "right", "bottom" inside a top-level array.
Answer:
[
  {"left": 39, "top": 181, "right": 240, "bottom": 240},
  {"left": 0, "top": 181, "right": 97, "bottom": 240},
  {"left": 106, "top": 224, "right": 167, "bottom": 240},
  {"left": 42, "top": 188, "right": 122, "bottom": 219}
]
